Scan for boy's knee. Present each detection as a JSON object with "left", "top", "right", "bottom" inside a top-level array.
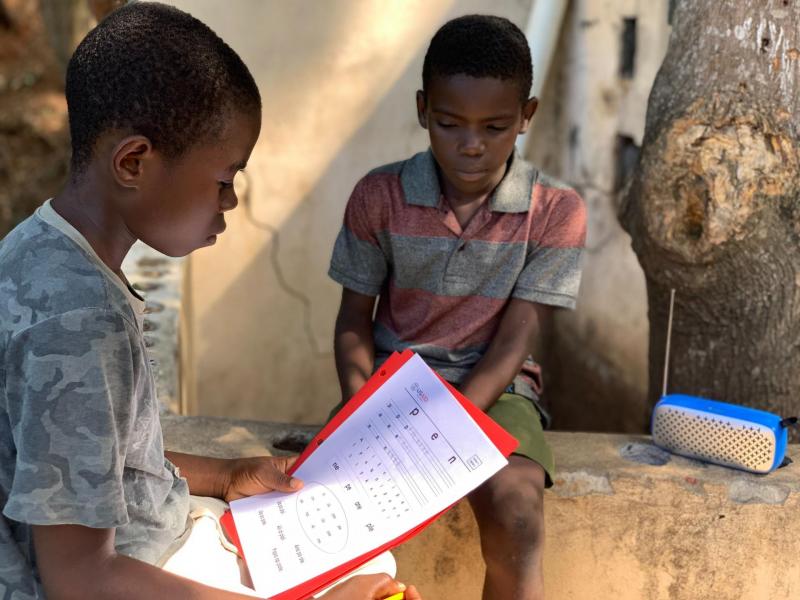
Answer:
[
  {"left": 472, "top": 465, "right": 545, "bottom": 557},
  {"left": 494, "top": 486, "right": 543, "bottom": 544}
]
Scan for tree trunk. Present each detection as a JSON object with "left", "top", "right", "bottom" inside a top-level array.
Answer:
[
  {"left": 38, "top": 0, "right": 93, "bottom": 72},
  {"left": 620, "top": 0, "right": 800, "bottom": 432},
  {"left": 0, "top": 1, "right": 12, "bottom": 30}
]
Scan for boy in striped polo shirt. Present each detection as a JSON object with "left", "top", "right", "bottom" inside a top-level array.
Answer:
[{"left": 329, "top": 15, "right": 586, "bottom": 599}]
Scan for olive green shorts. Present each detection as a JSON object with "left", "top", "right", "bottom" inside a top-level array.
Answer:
[
  {"left": 488, "top": 392, "right": 554, "bottom": 487},
  {"left": 327, "top": 391, "right": 555, "bottom": 488}
]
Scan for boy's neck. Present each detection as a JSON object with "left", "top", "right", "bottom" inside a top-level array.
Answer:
[
  {"left": 438, "top": 162, "right": 508, "bottom": 229},
  {"left": 51, "top": 176, "right": 137, "bottom": 277}
]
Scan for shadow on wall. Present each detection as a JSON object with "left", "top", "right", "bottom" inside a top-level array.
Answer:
[
  {"left": 0, "top": 0, "right": 653, "bottom": 432},
  {"left": 181, "top": 0, "right": 469, "bottom": 424},
  {"left": 186, "top": 0, "right": 653, "bottom": 431},
  {"left": 188, "top": 22, "right": 437, "bottom": 424}
]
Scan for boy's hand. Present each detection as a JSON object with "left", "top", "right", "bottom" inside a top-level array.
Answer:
[
  {"left": 222, "top": 455, "right": 303, "bottom": 501},
  {"left": 318, "top": 574, "right": 422, "bottom": 600}
]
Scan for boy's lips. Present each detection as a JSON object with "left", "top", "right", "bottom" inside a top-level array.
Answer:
[
  {"left": 212, "top": 220, "right": 227, "bottom": 236},
  {"left": 206, "top": 220, "right": 227, "bottom": 243},
  {"left": 455, "top": 169, "right": 488, "bottom": 182}
]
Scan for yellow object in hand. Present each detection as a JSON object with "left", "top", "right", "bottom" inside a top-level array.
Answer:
[{"left": 383, "top": 594, "right": 405, "bottom": 600}]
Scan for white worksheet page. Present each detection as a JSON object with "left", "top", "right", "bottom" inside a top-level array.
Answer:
[{"left": 230, "top": 353, "right": 508, "bottom": 598}]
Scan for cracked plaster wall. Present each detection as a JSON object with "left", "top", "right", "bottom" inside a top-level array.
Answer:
[
  {"left": 164, "top": 0, "right": 533, "bottom": 423},
  {"left": 163, "top": 0, "right": 669, "bottom": 428},
  {"left": 527, "top": 0, "right": 671, "bottom": 431}
]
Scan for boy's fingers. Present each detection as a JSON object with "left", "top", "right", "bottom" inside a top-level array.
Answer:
[
  {"left": 260, "top": 462, "right": 303, "bottom": 492},
  {"left": 271, "top": 455, "right": 300, "bottom": 476},
  {"left": 366, "top": 574, "right": 405, "bottom": 598},
  {"left": 402, "top": 584, "right": 422, "bottom": 600}
]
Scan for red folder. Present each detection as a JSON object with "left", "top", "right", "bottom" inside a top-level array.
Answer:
[{"left": 220, "top": 350, "right": 518, "bottom": 599}]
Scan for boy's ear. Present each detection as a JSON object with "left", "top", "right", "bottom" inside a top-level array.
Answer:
[
  {"left": 415, "top": 90, "right": 428, "bottom": 129},
  {"left": 111, "top": 135, "right": 154, "bottom": 189},
  {"left": 519, "top": 97, "right": 539, "bottom": 134}
]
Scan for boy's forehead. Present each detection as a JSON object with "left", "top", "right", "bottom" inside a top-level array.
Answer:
[
  {"left": 186, "top": 111, "right": 260, "bottom": 168},
  {"left": 218, "top": 109, "right": 261, "bottom": 141},
  {"left": 426, "top": 74, "right": 523, "bottom": 112}
]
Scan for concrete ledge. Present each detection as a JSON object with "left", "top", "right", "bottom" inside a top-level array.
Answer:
[
  {"left": 161, "top": 414, "right": 319, "bottom": 459},
  {"left": 162, "top": 417, "right": 800, "bottom": 600}
]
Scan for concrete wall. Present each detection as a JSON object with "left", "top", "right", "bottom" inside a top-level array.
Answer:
[
  {"left": 526, "top": 0, "right": 671, "bottom": 432},
  {"left": 166, "top": 0, "right": 670, "bottom": 429},
  {"left": 166, "top": 0, "right": 534, "bottom": 423}
]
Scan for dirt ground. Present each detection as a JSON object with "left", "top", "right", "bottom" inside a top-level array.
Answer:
[{"left": 0, "top": 0, "right": 71, "bottom": 237}]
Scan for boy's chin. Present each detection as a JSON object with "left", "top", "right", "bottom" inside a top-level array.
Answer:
[
  {"left": 141, "top": 238, "right": 201, "bottom": 258},
  {"left": 189, "top": 233, "right": 222, "bottom": 253}
]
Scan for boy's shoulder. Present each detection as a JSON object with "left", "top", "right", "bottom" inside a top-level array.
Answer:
[
  {"left": 534, "top": 169, "right": 578, "bottom": 194},
  {"left": 361, "top": 151, "right": 581, "bottom": 207},
  {"left": 530, "top": 168, "right": 585, "bottom": 215},
  {"left": 0, "top": 208, "right": 130, "bottom": 337},
  {"left": 347, "top": 152, "right": 585, "bottom": 235},
  {"left": 355, "top": 151, "right": 426, "bottom": 197},
  {"left": 353, "top": 150, "right": 439, "bottom": 211},
  {"left": 366, "top": 157, "right": 408, "bottom": 178},
  {"left": 529, "top": 168, "right": 586, "bottom": 234},
  {"left": 341, "top": 152, "right": 429, "bottom": 217}
]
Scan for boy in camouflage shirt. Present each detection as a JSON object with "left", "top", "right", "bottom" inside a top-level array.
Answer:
[{"left": 0, "top": 4, "right": 418, "bottom": 600}]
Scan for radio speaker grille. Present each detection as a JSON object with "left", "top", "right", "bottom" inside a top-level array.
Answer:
[{"left": 652, "top": 405, "right": 776, "bottom": 473}]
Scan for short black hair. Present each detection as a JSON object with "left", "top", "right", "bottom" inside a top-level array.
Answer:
[
  {"left": 66, "top": 2, "right": 260, "bottom": 174},
  {"left": 422, "top": 14, "right": 532, "bottom": 102}
]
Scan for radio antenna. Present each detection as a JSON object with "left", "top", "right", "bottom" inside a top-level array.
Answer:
[{"left": 662, "top": 288, "right": 676, "bottom": 398}]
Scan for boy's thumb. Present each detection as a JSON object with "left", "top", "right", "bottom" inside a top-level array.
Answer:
[{"left": 262, "top": 467, "right": 303, "bottom": 492}]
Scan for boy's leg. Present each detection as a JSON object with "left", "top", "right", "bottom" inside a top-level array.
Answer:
[
  {"left": 468, "top": 391, "right": 553, "bottom": 600},
  {"left": 468, "top": 456, "right": 546, "bottom": 600}
]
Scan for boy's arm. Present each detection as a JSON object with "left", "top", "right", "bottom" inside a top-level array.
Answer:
[
  {"left": 458, "top": 298, "right": 553, "bottom": 412},
  {"left": 461, "top": 185, "right": 586, "bottom": 411},
  {"left": 34, "top": 525, "right": 417, "bottom": 600},
  {"left": 33, "top": 524, "right": 261, "bottom": 600},
  {"left": 334, "top": 288, "right": 378, "bottom": 402}
]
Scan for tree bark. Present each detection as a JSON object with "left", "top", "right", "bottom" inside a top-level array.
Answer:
[
  {"left": 620, "top": 0, "right": 800, "bottom": 430},
  {"left": 0, "top": 1, "right": 12, "bottom": 30},
  {"left": 38, "top": 0, "right": 93, "bottom": 72}
]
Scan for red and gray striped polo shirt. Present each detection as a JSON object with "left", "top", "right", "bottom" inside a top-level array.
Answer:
[{"left": 329, "top": 149, "right": 586, "bottom": 384}]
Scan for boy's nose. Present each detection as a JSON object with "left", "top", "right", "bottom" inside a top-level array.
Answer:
[
  {"left": 220, "top": 193, "right": 239, "bottom": 212},
  {"left": 459, "top": 132, "right": 485, "bottom": 156}
]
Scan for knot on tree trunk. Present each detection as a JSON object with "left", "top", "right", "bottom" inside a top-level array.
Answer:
[{"left": 627, "top": 97, "right": 799, "bottom": 267}]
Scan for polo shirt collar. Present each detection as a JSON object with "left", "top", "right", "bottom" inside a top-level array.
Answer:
[{"left": 400, "top": 148, "right": 535, "bottom": 213}]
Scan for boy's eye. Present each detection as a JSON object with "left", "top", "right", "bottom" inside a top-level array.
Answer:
[
  {"left": 488, "top": 125, "right": 509, "bottom": 132},
  {"left": 436, "top": 121, "right": 456, "bottom": 128},
  {"left": 219, "top": 180, "right": 233, "bottom": 190}
]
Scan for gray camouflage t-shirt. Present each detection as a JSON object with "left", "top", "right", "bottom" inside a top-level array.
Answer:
[{"left": 0, "top": 201, "right": 190, "bottom": 599}]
